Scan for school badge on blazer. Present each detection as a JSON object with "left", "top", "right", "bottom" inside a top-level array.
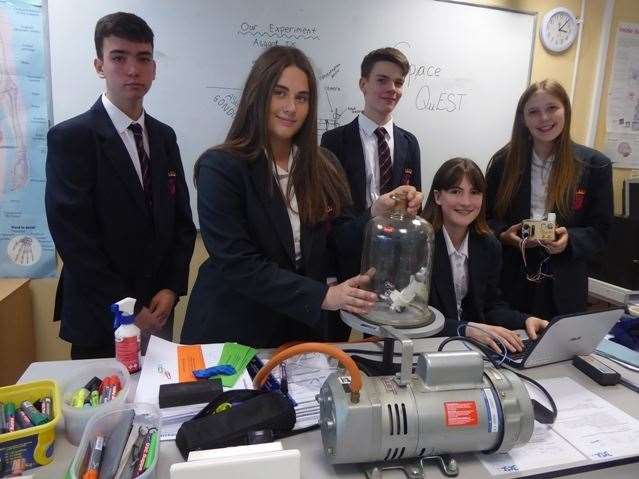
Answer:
[
  {"left": 402, "top": 167, "right": 413, "bottom": 185},
  {"left": 572, "top": 188, "right": 586, "bottom": 211}
]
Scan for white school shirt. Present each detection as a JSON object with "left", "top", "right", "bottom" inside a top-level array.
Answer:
[
  {"left": 273, "top": 147, "right": 302, "bottom": 262},
  {"left": 530, "top": 150, "right": 555, "bottom": 220},
  {"left": 358, "top": 112, "right": 394, "bottom": 208},
  {"left": 101, "top": 93, "right": 149, "bottom": 186},
  {"left": 442, "top": 226, "right": 469, "bottom": 320}
]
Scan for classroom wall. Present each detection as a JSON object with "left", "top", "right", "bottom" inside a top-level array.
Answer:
[
  {"left": 594, "top": 0, "right": 639, "bottom": 214},
  {"left": 30, "top": 0, "right": 633, "bottom": 360}
]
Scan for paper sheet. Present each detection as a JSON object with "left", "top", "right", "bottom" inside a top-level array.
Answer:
[
  {"left": 479, "top": 423, "right": 586, "bottom": 475},
  {"left": 540, "top": 378, "right": 639, "bottom": 460},
  {"left": 479, "top": 377, "right": 639, "bottom": 476},
  {"left": 265, "top": 352, "right": 337, "bottom": 429}
]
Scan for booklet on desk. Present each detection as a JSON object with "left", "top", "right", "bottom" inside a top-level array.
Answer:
[{"left": 134, "top": 336, "right": 253, "bottom": 440}]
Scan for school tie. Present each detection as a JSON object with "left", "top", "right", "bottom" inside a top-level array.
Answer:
[
  {"left": 128, "top": 123, "right": 152, "bottom": 208},
  {"left": 374, "top": 127, "right": 392, "bottom": 194}
]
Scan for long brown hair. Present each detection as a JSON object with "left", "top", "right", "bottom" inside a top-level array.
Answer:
[
  {"left": 198, "top": 46, "right": 350, "bottom": 225},
  {"left": 422, "top": 158, "right": 491, "bottom": 235},
  {"left": 489, "top": 79, "right": 581, "bottom": 219}
]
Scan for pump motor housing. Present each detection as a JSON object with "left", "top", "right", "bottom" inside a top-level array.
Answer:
[{"left": 317, "top": 351, "right": 534, "bottom": 464}]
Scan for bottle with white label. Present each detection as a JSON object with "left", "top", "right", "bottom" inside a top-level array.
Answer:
[{"left": 112, "top": 297, "right": 141, "bottom": 373}]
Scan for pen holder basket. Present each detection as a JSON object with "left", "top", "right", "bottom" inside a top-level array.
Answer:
[
  {"left": 61, "top": 359, "right": 131, "bottom": 445},
  {"left": 66, "top": 403, "right": 161, "bottom": 479},
  {"left": 0, "top": 379, "right": 62, "bottom": 475}
]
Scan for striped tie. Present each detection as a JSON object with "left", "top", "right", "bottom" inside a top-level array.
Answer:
[
  {"left": 128, "top": 123, "right": 152, "bottom": 208},
  {"left": 374, "top": 127, "right": 392, "bottom": 194}
]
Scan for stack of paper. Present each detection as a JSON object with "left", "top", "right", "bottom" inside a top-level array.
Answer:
[
  {"left": 135, "top": 336, "right": 254, "bottom": 440},
  {"left": 263, "top": 352, "right": 337, "bottom": 429},
  {"left": 218, "top": 342, "right": 256, "bottom": 387}
]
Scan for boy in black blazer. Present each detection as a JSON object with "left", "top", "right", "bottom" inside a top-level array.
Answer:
[
  {"left": 321, "top": 48, "right": 421, "bottom": 215},
  {"left": 45, "top": 12, "right": 196, "bottom": 359}
]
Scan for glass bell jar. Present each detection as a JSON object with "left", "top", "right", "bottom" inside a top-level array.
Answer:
[{"left": 359, "top": 192, "right": 435, "bottom": 328}]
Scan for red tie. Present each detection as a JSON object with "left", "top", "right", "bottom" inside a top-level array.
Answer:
[
  {"left": 128, "top": 123, "right": 152, "bottom": 208},
  {"left": 374, "top": 127, "right": 392, "bottom": 194}
]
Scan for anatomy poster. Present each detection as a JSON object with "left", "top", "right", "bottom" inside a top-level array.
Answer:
[{"left": 0, "top": 0, "right": 54, "bottom": 277}]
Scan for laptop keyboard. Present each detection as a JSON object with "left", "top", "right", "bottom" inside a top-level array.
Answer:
[{"left": 509, "top": 339, "right": 534, "bottom": 360}]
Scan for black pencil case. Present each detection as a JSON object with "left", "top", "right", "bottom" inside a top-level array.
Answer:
[{"left": 158, "top": 378, "right": 223, "bottom": 409}]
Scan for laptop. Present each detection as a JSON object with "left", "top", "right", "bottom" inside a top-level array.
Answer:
[{"left": 490, "top": 308, "right": 623, "bottom": 368}]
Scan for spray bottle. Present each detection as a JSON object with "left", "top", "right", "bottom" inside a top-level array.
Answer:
[{"left": 112, "top": 297, "right": 141, "bottom": 373}]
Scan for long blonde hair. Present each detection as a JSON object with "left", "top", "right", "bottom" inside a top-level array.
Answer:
[{"left": 489, "top": 79, "right": 581, "bottom": 219}]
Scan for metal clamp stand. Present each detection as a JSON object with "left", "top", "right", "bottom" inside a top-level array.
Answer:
[{"left": 341, "top": 306, "right": 444, "bottom": 379}]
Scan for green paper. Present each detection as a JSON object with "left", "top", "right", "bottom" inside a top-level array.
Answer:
[{"left": 217, "top": 342, "right": 256, "bottom": 387}]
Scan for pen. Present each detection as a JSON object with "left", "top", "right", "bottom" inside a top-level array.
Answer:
[
  {"left": 120, "top": 428, "right": 147, "bottom": 479},
  {"left": 15, "top": 408, "right": 33, "bottom": 429},
  {"left": 5, "top": 403, "right": 16, "bottom": 432},
  {"left": 99, "top": 377, "right": 112, "bottom": 404},
  {"left": 41, "top": 397, "right": 52, "bottom": 418},
  {"left": 82, "top": 435, "right": 105, "bottom": 479},
  {"left": 84, "top": 376, "right": 102, "bottom": 393},
  {"left": 21, "top": 401, "right": 48, "bottom": 426},
  {"left": 89, "top": 390, "right": 99, "bottom": 407},
  {"left": 112, "top": 375, "right": 122, "bottom": 395},
  {"left": 72, "top": 387, "right": 90, "bottom": 408},
  {"left": 134, "top": 430, "right": 152, "bottom": 477},
  {"left": 279, "top": 363, "right": 288, "bottom": 395}
]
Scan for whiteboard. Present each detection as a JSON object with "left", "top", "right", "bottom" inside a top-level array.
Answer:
[{"left": 48, "top": 0, "right": 535, "bottom": 225}]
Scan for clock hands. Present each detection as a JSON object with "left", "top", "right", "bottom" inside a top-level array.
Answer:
[{"left": 558, "top": 19, "right": 570, "bottom": 33}]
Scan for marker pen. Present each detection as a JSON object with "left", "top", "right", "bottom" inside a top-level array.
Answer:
[
  {"left": 72, "top": 387, "right": 90, "bottom": 408},
  {"left": 5, "top": 403, "right": 16, "bottom": 432},
  {"left": 0, "top": 402, "right": 5, "bottom": 433},
  {"left": 99, "top": 377, "right": 112, "bottom": 404},
  {"left": 15, "top": 408, "right": 34, "bottom": 429},
  {"left": 90, "top": 390, "right": 99, "bottom": 407},
  {"left": 134, "top": 431, "right": 153, "bottom": 476},
  {"left": 41, "top": 397, "right": 52, "bottom": 418},
  {"left": 82, "top": 435, "right": 104, "bottom": 479},
  {"left": 84, "top": 376, "right": 102, "bottom": 393},
  {"left": 21, "top": 401, "right": 48, "bottom": 426}
]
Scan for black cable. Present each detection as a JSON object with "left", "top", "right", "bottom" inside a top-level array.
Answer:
[
  {"left": 503, "top": 366, "right": 558, "bottom": 423},
  {"left": 342, "top": 348, "right": 422, "bottom": 357},
  {"left": 438, "top": 336, "right": 558, "bottom": 424},
  {"left": 437, "top": 336, "right": 502, "bottom": 368}
]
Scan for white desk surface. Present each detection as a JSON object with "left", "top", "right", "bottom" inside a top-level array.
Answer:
[{"left": 17, "top": 338, "right": 639, "bottom": 479}]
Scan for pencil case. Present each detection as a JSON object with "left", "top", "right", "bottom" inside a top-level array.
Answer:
[{"left": 65, "top": 403, "right": 160, "bottom": 479}]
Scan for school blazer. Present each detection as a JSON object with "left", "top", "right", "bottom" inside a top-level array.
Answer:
[
  {"left": 181, "top": 149, "right": 367, "bottom": 348},
  {"left": 485, "top": 143, "right": 613, "bottom": 316},
  {"left": 45, "top": 98, "right": 196, "bottom": 347},
  {"left": 321, "top": 117, "right": 421, "bottom": 215},
  {"left": 429, "top": 229, "right": 528, "bottom": 337}
]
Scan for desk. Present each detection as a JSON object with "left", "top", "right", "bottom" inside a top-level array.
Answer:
[
  {"left": 17, "top": 339, "right": 639, "bottom": 478},
  {"left": 0, "top": 278, "right": 34, "bottom": 386}
]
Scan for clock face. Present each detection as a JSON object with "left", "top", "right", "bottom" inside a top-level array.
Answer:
[{"left": 541, "top": 8, "right": 577, "bottom": 53}]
